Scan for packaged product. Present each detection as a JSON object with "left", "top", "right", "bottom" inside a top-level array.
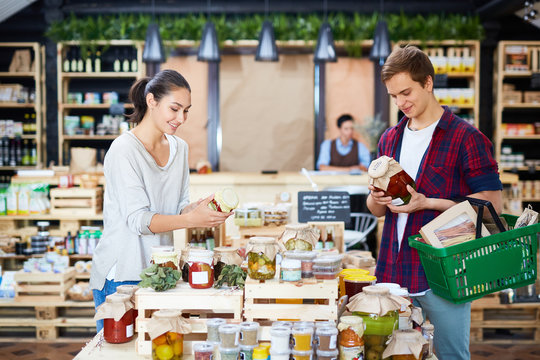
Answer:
[
  {"left": 147, "top": 309, "right": 191, "bottom": 360},
  {"left": 368, "top": 156, "right": 416, "bottom": 206}
]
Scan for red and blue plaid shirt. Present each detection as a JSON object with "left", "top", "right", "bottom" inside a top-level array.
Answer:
[{"left": 375, "top": 106, "right": 502, "bottom": 293}]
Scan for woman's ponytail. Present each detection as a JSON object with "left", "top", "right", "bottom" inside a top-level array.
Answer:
[{"left": 127, "top": 77, "right": 150, "bottom": 124}]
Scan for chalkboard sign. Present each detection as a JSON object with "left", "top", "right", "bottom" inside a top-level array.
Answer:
[{"left": 298, "top": 191, "right": 350, "bottom": 222}]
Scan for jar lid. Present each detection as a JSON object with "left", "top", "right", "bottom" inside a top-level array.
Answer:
[
  {"left": 390, "top": 288, "right": 409, "bottom": 297},
  {"left": 116, "top": 284, "right": 139, "bottom": 296},
  {"left": 219, "top": 345, "right": 240, "bottom": 354},
  {"left": 270, "top": 349, "right": 291, "bottom": 355},
  {"left": 374, "top": 282, "right": 401, "bottom": 289},
  {"left": 315, "top": 320, "right": 335, "bottom": 328},
  {"left": 216, "top": 188, "right": 239, "bottom": 211},
  {"left": 368, "top": 156, "right": 391, "bottom": 179},
  {"left": 253, "top": 346, "right": 269, "bottom": 358},
  {"left": 152, "top": 309, "right": 183, "bottom": 320},
  {"left": 207, "top": 318, "right": 227, "bottom": 327},
  {"left": 422, "top": 323, "right": 434, "bottom": 331},
  {"left": 188, "top": 249, "right": 214, "bottom": 258},
  {"left": 248, "top": 236, "right": 276, "bottom": 244},
  {"left": 284, "top": 223, "right": 310, "bottom": 231},
  {"left": 344, "top": 275, "right": 377, "bottom": 282},
  {"left": 214, "top": 246, "right": 238, "bottom": 253},
  {"left": 193, "top": 342, "right": 215, "bottom": 352},
  {"left": 292, "top": 350, "right": 313, "bottom": 356},
  {"left": 284, "top": 251, "right": 318, "bottom": 261},
  {"left": 313, "top": 255, "right": 343, "bottom": 266},
  {"left": 272, "top": 321, "right": 293, "bottom": 328},
  {"left": 316, "top": 349, "right": 339, "bottom": 356},
  {"left": 151, "top": 245, "right": 174, "bottom": 253},
  {"left": 259, "top": 342, "right": 271, "bottom": 350},
  {"left": 294, "top": 321, "right": 315, "bottom": 328},
  {"left": 105, "top": 293, "right": 130, "bottom": 303},
  {"left": 393, "top": 329, "right": 425, "bottom": 342},
  {"left": 270, "top": 326, "right": 291, "bottom": 337},
  {"left": 240, "top": 321, "right": 260, "bottom": 330},
  {"left": 363, "top": 285, "right": 390, "bottom": 296},
  {"left": 315, "top": 326, "right": 338, "bottom": 336},
  {"left": 281, "top": 259, "right": 301, "bottom": 269},
  {"left": 292, "top": 326, "right": 314, "bottom": 334},
  {"left": 36, "top": 221, "right": 50, "bottom": 227},
  {"left": 219, "top": 324, "right": 241, "bottom": 334},
  {"left": 339, "top": 269, "right": 370, "bottom": 276},
  {"left": 339, "top": 315, "right": 364, "bottom": 327}
]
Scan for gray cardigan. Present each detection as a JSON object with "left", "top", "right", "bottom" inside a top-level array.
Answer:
[{"left": 90, "top": 132, "right": 190, "bottom": 290}]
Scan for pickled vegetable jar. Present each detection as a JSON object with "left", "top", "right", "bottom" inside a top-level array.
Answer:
[
  {"left": 279, "top": 224, "right": 318, "bottom": 251},
  {"left": 103, "top": 293, "right": 135, "bottom": 344},
  {"left": 187, "top": 249, "right": 214, "bottom": 289},
  {"left": 368, "top": 156, "right": 416, "bottom": 206},
  {"left": 213, "top": 246, "right": 243, "bottom": 280},
  {"left": 151, "top": 245, "right": 179, "bottom": 270},
  {"left": 150, "top": 309, "right": 186, "bottom": 360},
  {"left": 234, "top": 208, "right": 263, "bottom": 227},
  {"left": 247, "top": 237, "right": 277, "bottom": 280},
  {"left": 382, "top": 329, "right": 427, "bottom": 360}
]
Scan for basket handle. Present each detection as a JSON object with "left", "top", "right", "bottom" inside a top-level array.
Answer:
[{"left": 452, "top": 196, "right": 506, "bottom": 239}]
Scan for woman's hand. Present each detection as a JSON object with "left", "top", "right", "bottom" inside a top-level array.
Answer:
[
  {"left": 181, "top": 198, "right": 204, "bottom": 214},
  {"left": 184, "top": 194, "right": 232, "bottom": 228}
]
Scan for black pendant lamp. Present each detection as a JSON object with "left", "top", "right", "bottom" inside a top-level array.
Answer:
[
  {"left": 198, "top": 0, "right": 221, "bottom": 62},
  {"left": 142, "top": 0, "right": 165, "bottom": 63},
  {"left": 369, "top": 0, "right": 391, "bottom": 65},
  {"left": 255, "top": 0, "right": 279, "bottom": 62},
  {"left": 314, "top": 0, "right": 337, "bottom": 63}
]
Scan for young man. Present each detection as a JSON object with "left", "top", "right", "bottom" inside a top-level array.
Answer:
[
  {"left": 317, "top": 114, "right": 371, "bottom": 172},
  {"left": 367, "top": 46, "right": 502, "bottom": 360}
]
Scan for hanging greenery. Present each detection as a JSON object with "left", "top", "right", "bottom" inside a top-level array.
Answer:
[{"left": 46, "top": 12, "right": 484, "bottom": 57}]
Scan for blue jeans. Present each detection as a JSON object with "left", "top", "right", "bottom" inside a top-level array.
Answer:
[
  {"left": 93, "top": 279, "right": 139, "bottom": 333},
  {"left": 412, "top": 291, "right": 471, "bottom": 360}
]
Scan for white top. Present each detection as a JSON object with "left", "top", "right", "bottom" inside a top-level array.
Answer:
[
  {"left": 105, "top": 136, "right": 178, "bottom": 281},
  {"left": 397, "top": 120, "right": 439, "bottom": 297},
  {"left": 90, "top": 131, "right": 190, "bottom": 290}
]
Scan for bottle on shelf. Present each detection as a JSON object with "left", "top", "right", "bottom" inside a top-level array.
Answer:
[
  {"left": 8, "top": 138, "right": 16, "bottom": 167},
  {"left": 113, "top": 49, "right": 121, "bottom": 72},
  {"left": 85, "top": 50, "right": 93, "bottom": 72},
  {"left": 22, "top": 139, "right": 30, "bottom": 166},
  {"left": 130, "top": 47, "right": 138, "bottom": 72},
  {"left": 205, "top": 227, "right": 215, "bottom": 250},
  {"left": 122, "top": 48, "right": 130, "bottom": 72},
  {"left": 95, "top": 50, "right": 102, "bottom": 72},
  {"left": 189, "top": 229, "right": 198, "bottom": 247},
  {"left": 76, "top": 48, "right": 84, "bottom": 72},
  {"left": 30, "top": 140, "right": 36, "bottom": 165},
  {"left": 14, "top": 136, "right": 22, "bottom": 166},
  {"left": 198, "top": 229, "right": 207, "bottom": 249},
  {"left": 65, "top": 231, "right": 74, "bottom": 255},
  {"left": 325, "top": 227, "right": 334, "bottom": 249},
  {"left": 70, "top": 48, "right": 77, "bottom": 73},
  {"left": 63, "top": 48, "right": 71, "bottom": 72}
]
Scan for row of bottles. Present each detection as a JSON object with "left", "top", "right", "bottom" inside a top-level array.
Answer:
[
  {"left": 0, "top": 113, "right": 37, "bottom": 137},
  {"left": 63, "top": 47, "right": 138, "bottom": 73},
  {"left": 189, "top": 227, "right": 216, "bottom": 250},
  {"left": 63, "top": 226, "right": 102, "bottom": 255},
  {"left": 0, "top": 137, "right": 37, "bottom": 166}
]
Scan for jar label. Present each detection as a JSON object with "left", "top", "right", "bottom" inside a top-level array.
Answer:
[
  {"left": 391, "top": 198, "right": 404, "bottom": 206},
  {"left": 329, "top": 334, "right": 337, "bottom": 349},
  {"left": 126, "top": 323, "right": 133, "bottom": 338},
  {"left": 192, "top": 271, "right": 209, "bottom": 285}
]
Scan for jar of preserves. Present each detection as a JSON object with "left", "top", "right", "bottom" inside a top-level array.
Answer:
[
  {"left": 101, "top": 293, "right": 135, "bottom": 344},
  {"left": 194, "top": 342, "right": 215, "bottom": 360},
  {"left": 270, "top": 326, "right": 291, "bottom": 353},
  {"left": 247, "top": 237, "right": 278, "bottom": 280},
  {"left": 280, "top": 259, "right": 302, "bottom": 282},
  {"left": 240, "top": 321, "right": 260, "bottom": 346},
  {"left": 150, "top": 245, "right": 179, "bottom": 270},
  {"left": 291, "top": 326, "right": 314, "bottom": 351},
  {"left": 338, "top": 269, "right": 370, "bottom": 297},
  {"left": 421, "top": 323, "right": 434, "bottom": 359},
  {"left": 214, "top": 246, "right": 243, "bottom": 280},
  {"left": 115, "top": 284, "right": 139, "bottom": 319},
  {"left": 368, "top": 156, "right": 416, "bottom": 206},
  {"left": 279, "top": 224, "right": 318, "bottom": 251},
  {"left": 187, "top": 249, "right": 214, "bottom": 289},
  {"left": 316, "top": 326, "right": 338, "bottom": 351},
  {"left": 180, "top": 247, "right": 191, "bottom": 282},
  {"left": 149, "top": 309, "right": 191, "bottom": 360},
  {"left": 283, "top": 251, "right": 317, "bottom": 278},
  {"left": 206, "top": 318, "right": 227, "bottom": 342},
  {"left": 382, "top": 329, "right": 427, "bottom": 360},
  {"left": 343, "top": 275, "right": 377, "bottom": 300},
  {"left": 234, "top": 208, "right": 263, "bottom": 227},
  {"left": 208, "top": 188, "right": 239, "bottom": 213}
]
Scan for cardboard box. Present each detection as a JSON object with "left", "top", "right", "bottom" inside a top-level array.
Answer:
[
  {"left": 505, "top": 45, "right": 529, "bottom": 71},
  {"left": 502, "top": 90, "right": 522, "bottom": 103},
  {"left": 523, "top": 91, "right": 540, "bottom": 104},
  {"left": 503, "top": 83, "right": 515, "bottom": 91}
]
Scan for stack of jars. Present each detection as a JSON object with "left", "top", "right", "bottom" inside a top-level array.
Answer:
[
  {"left": 205, "top": 320, "right": 260, "bottom": 360},
  {"left": 283, "top": 251, "right": 317, "bottom": 279},
  {"left": 338, "top": 316, "right": 365, "bottom": 360}
]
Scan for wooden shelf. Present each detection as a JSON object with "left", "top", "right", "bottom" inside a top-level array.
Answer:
[
  {"left": 75, "top": 273, "right": 91, "bottom": 280},
  {"left": 0, "top": 103, "right": 36, "bottom": 108},
  {"left": 503, "top": 103, "right": 540, "bottom": 109},
  {"left": 521, "top": 198, "right": 540, "bottom": 202},
  {"left": 502, "top": 71, "right": 535, "bottom": 77},
  {"left": 446, "top": 104, "right": 475, "bottom": 110},
  {"left": 60, "top": 103, "right": 133, "bottom": 110},
  {"left": 0, "top": 166, "right": 38, "bottom": 171},
  {"left": 69, "top": 254, "right": 93, "bottom": 260},
  {"left": 501, "top": 165, "right": 540, "bottom": 171},
  {"left": 63, "top": 135, "right": 118, "bottom": 140},
  {"left": 61, "top": 72, "right": 138, "bottom": 78},
  {"left": 0, "top": 72, "right": 36, "bottom": 78},
  {"left": 501, "top": 135, "right": 540, "bottom": 140},
  {"left": 0, "top": 214, "right": 103, "bottom": 220},
  {"left": 444, "top": 72, "right": 476, "bottom": 78}
]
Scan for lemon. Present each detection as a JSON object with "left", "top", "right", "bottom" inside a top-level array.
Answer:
[{"left": 155, "top": 344, "right": 174, "bottom": 360}]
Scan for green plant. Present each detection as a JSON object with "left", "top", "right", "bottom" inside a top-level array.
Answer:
[
  {"left": 139, "top": 264, "right": 180, "bottom": 292},
  {"left": 214, "top": 264, "right": 247, "bottom": 289}
]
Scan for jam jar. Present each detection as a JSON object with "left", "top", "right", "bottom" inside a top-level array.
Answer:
[
  {"left": 103, "top": 293, "right": 135, "bottom": 344},
  {"left": 247, "top": 237, "right": 278, "bottom": 280},
  {"left": 180, "top": 247, "right": 191, "bottom": 282},
  {"left": 150, "top": 245, "right": 179, "bottom": 270},
  {"left": 213, "top": 246, "right": 243, "bottom": 280},
  {"left": 383, "top": 329, "right": 427, "bottom": 360},
  {"left": 151, "top": 310, "right": 185, "bottom": 360},
  {"left": 188, "top": 249, "right": 214, "bottom": 289},
  {"left": 368, "top": 156, "right": 416, "bottom": 206}
]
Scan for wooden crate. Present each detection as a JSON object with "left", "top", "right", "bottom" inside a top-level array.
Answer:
[
  {"left": 135, "top": 283, "right": 243, "bottom": 356},
  {"left": 14, "top": 268, "right": 76, "bottom": 302},
  {"left": 50, "top": 187, "right": 103, "bottom": 216},
  {"left": 470, "top": 301, "right": 540, "bottom": 344},
  {"left": 180, "top": 223, "right": 226, "bottom": 250},
  {"left": 243, "top": 274, "right": 338, "bottom": 328},
  {"left": 307, "top": 221, "right": 345, "bottom": 253},
  {"left": 233, "top": 225, "right": 286, "bottom": 247}
]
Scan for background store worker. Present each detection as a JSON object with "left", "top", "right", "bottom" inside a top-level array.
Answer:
[
  {"left": 90, "top": 70, "right": 231, "bottom": 332},
  {"left": 317, "top": 114, "right": 371, "bottom": 171},
  {"left": 367, "top": 46, "right": 502, "bottom": 360}
]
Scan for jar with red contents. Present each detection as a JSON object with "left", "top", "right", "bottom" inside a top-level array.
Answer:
[
  {"left": 102, "top": 293, "right": 135, "bottom": 344},
  {"left": 116, "top": 285, "right": 139, "bottom": 320},
  {"left": 187, "top": 249, "right": 214, "bottom": 289},
  {"left": 368, "top": 156, "right": 416, "bottom": 206}
]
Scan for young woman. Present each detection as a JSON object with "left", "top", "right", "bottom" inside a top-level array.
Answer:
[{"left": 90, "top": 70, "right": 231, "bottom": 331}]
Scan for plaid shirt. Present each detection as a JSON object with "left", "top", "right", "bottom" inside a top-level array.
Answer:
[{"left": 375, "top": 106, "right": 502, "bottom": 293}]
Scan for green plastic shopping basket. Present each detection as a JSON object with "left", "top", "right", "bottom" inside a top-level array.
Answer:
[{"left": 409, "top": 213, "right": 539, "bottom": 304}]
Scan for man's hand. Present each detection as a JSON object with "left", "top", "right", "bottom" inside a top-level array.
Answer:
[
  {"left": 368, "top": 185, "right": 392, "bottom": 206},
  {"left": 387, "top": 185, "right": 428, "bottom": 214}
]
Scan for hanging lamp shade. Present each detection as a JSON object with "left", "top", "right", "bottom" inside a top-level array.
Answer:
[
  {"left": 142, "top": 23, "right": 165, "bottom": 63},
  {"left": 255, "top": 20, "right": 279, "bottom": 62},
  {"left": 198, "top": 22, "right": 220, "bottom": 62},
  {"left": 369, "top": 20, "right": 391, "bottom": 65},
  {"left": 314, "top": 22, "right": 337, "bottom": 63}
]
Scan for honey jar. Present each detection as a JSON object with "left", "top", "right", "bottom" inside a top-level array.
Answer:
[{"left": 368, "top": 156, "right": 416, "bottom": 206}]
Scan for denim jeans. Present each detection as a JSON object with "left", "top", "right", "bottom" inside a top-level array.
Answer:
[
  {"left": 412, "top": 290, "right": 471, "bottom": 360},
  {"left": 93, "top": 279, "right": 139, "bottom": 333}
]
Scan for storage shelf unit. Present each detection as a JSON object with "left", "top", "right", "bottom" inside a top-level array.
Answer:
[
  {"left": 0, "top": 42, "right": 46, "bottom": 169},
  {"left": 57, "top": 40, "right": 145, "bottom": 164},
  {"left": 390, "top": 40, "right": 480, "bottom": 128}
]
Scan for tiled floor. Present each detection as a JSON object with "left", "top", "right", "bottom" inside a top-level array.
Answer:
[{"left": 0, "top": 342, "right": 538, "bottom": 359}]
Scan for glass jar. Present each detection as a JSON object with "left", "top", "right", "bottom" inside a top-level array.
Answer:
[
  {"left": 313, "top": 255, "right": 343, "bottom": 280},
  {"left": 116, "top": 284, "right": 139, "bottom": 319},
  {"left": 234, "top": 208, "right": 263, "bottom": 227},
  {"left": 208, "top": 188, "right": 239, "bottom": 213},
  {"left": 150, "top": 245, "right": 178, "bottom": 270},
  {"left": 338, "top": 316, "right": 364, "bottom": 348},
  {"left": 240, "top": 344, "right": 257, "bottom": 360},
  {"left": 385, "top": 329, "right": 427, "bottom": 360},
  {"left": 283, "top": 251, "right": 317, "bottom": 278},
  {"left": 103, "top": 293, "right": 134, "bottom": 344},
  {"left": 421, "top": 323, "right": 434, "bottom": 359},
  {"left": 344, "top": 275, "right": 377, "bottom": 300},
  {"left": 219, "top": 346, "right": 240, "bottom": 360},
  {"left": 207, "top": 318, "right": 227, "bottom": 342},
  {"left": 368, "top": 156, "right": 416, "bottom": 206},
  {"left": 317, "top": 349, "right": 339, "bottom": 360},
  {"left": 180, "top": 247, "right": 191, "bottom": 282},
  {"left": 219, "top": 324, "right": 241, "bottom": 348},
  {"left": 291, "top": 326, "right": 314, "bottom": 351},
  {"left": 316, "top": 326, "right": 338, "bottom": 351},
  {"left": 214, "top": 246, "right": 243, "bottom": 280},
  {"left": 240, "top": 321, "right": 260, "bottom": 346},
  {"left": 292, "top": 350, "right": 313, "bottom": 360},
  {"left": 194, "top": 342, "right": 215, "bottom": 360},
  {"left": 247, "top": 237, "right": 277, "bottom": 280},
  {"left": 281, "top": 259, "right": 302, "bottom": 282},
  {"left": 253, "top": 346, "right": 269, "bottom": 360},
  {"left": 270, "top": 349, "right": 291, "bottom": 360},
  {"left": 270, "top": 326, "right": 291, "bottom": 353},
  {"left": 338, "top": 269, "right": 370, "bottom": 298},
  {"left": 188, "top": 249, "right": 214, "bottom": 289},
  {"left": 150, "top": 309, "right": 184, "bottom": 360},
  {"left": 280, "top": 224, "right": 318, "bottom": 251}
]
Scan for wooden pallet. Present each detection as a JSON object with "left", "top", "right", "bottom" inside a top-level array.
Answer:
[
  {"left": 50, "top": 187, "right": 103, "bottom": 216},
  {"left": 244, "top": 275, "right": 338, "bottom": 324},
  {"left": 14, "top": 267, "right": 76, "bottom": 301},
  {"left": 135, "top": 282, "right": 243, "bottom": 356},
  {"left": 0, "top": 299, "right": 95, "bottom": 340},
  {"left": 470, "top": 299, "right": 540, "bottom": 344}
]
